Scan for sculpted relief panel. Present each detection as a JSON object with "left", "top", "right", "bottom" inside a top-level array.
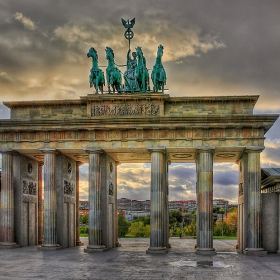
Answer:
[{"left": 91, "top": 103, "right": 160, "bottom": 117}]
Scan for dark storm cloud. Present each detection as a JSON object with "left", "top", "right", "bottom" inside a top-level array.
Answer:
[{"left": 213, "top": 170, "right": 238, "bottom": 186}]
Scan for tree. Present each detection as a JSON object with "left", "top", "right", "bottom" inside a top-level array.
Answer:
[
  {"left": 224, "top": 208, "right": 238, "bottom": 235},
  {"left": 169, "top": 210, "right": 183, "bottom": 236},
  {"left": 133, "top": 215, "right": 150, "bottom": 226},
  {"left": 118, "top": 212, "right": 130, "bottom": 237},
  {"left": 81, "top": 214, "right": 88, "bottom": 225},
  {"left": 128, "top": 221, "right": 150, "bottom": 237}
]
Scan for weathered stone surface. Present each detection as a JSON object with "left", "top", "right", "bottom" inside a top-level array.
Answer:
[
  {"left": 147, "top": 147, "right": 168, "bottom": 254},
  {"left": 261, "top": 193, "right": 278, "bottom": 253},
  {"left": 196, "top": 147, "right": 215, "bottom": 254},
  {"left": 0, "top": 150, "right": 18, "bottom": 248}
]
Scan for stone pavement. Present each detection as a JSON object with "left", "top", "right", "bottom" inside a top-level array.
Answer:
[{"left": 0, "top": 237, "right": 280, "bottom": 279}]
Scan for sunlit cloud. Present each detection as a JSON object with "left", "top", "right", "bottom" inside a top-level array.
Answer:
[{"left": 13, "top": 12, "right": 36, "bottom": 30}]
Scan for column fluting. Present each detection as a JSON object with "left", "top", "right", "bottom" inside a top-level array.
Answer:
[
  {"left": 147, "top": 147, "right": 168, "bottom": 254},
  {"left": 196, "top": 146, "right": 215, "bottom": 254}
]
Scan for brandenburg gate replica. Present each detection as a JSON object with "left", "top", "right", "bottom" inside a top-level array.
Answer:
[{"left": 0, "top": 19, "right": 279, "bottom": 255}]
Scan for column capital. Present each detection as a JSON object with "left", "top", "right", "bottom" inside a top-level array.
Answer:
[
  {"left": 196, "top": 146, "right": 215, "bottom": 154},
  {"left": 38, "top": 161, "right": 44, "bottom": 167},
  {"left": 76, "top": 161, "right": 83, "bottom": 167},
  {"left": 0, "top": 149, "right": 15, "bottom": 154},
  {"left": 245, "top": 146, "right": 265, "bottom": 153},
  {"left": 147, "top": 147, "right": 166, "bottom": 154},
  {"left": 84, "top": 148, "right": 103, "bottom": 154},
  {"left": 39, "top": 148, "right": 59, "bottom": 154}
]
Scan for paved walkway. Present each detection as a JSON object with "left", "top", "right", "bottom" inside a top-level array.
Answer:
[{"left": 0, "top": 238, "right": 280, "bottom": 279}]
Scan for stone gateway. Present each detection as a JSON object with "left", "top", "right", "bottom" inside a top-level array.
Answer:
[{"left": 0, "top": 93, "right": 278, "bottom": 254}]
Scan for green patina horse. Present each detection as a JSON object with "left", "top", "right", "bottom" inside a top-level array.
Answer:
[
  {"left": 135, "top": 46, "right": 150, "bottom": 92},
  {"left": 151, "top": 44, "right": 166, "bottom": 92},
  {"left": 87, "top": 47, "right": 105, "bottom": 94},
  {"left": 105, "top": 46, "right": 122, "bottom": 93}
]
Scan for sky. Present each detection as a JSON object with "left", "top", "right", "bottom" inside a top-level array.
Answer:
[{"left": 0, "top": 0, "right": 280, "bottom": 203}]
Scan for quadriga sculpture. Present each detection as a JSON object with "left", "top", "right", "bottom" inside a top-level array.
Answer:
[
  {"left": 87, "top": 47, "right": 105, "bottom": 94},
  {"left": 151, "top": 44, "right": 166, "bottom": 92}
]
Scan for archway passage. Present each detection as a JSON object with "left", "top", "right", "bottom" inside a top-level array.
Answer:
[{"left": 0, "top": 93, "right": 278, "bottom": 254}]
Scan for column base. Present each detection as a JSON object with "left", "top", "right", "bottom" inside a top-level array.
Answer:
[
  {"left": 115, "top": 242, "right": 122, "bottom": 247},
  {"left": 84, "top": 245, "right": 107, "bottom": 253},
  {"left": 0, "top": 242, "right": 19, "bottom": 249},
  {"left": 244, "top": 248, "right": 267, "bottom": 256},
  {"left": 277, "top": 250, "right": 280, "bottom": 254},
  {"left": 76, "top": 241, "right": 84, "bottom": 246},
  {"left": 38, "top": 244, "right": 63, "bottom": 251},
  {"left": 38, "top": 240, "right": 43, "bottom": 245},
  {"left": 196, "top": 248, "right": 216, "bottom": 255},
  {"left": 146, "top": 247, "right": 168, "bottom": 254}
]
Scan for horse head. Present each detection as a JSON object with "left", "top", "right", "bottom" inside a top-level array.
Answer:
[
  {"left": 136, "top": 46, "right": 143, "bottom": 58},
  {"left": 87, "top": 47, "right": 98, "bottom": 60},
  {"left": 105, "top": 46, "right": 114, "bottom": 60},
  {"left": 157, "top": 44, "right": 164, "bottom": 59}
]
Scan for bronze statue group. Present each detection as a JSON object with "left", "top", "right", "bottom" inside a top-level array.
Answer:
[
  {"left": 87, "top": 44, "right": 166, "bottom": 94},
  {"left": 87, "top": 18, "right": 166, "bottom": 94}
]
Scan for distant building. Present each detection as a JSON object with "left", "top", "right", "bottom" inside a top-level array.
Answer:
[
  {"left": 168, "top": 200, "right": 197, "bottom": 212},
  {"left": 79, "top": 200, "right": 89, "bottom": 215},
  {"left": 213, "top": 199, "right": 229, "bottom": 212},
  {"left": 81, "top": 198, "right": 231, "bottom": 219},
  {"left": 117, "top": 198, "right": 150, "bottom": 213}
]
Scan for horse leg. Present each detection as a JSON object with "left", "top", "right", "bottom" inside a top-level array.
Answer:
[{"left": 95, "top": 77, "right": 98, "bottom": 94}]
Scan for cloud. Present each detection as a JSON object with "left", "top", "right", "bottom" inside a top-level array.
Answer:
[{"left": 13, "top": 12, "right": 36, "bottom": 30}]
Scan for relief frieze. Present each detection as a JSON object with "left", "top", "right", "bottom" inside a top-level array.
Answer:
[
  {"left": 64, "top": 180, "right": 75, "bottom": 196},
  {"left": 91, "top": 103, "right": 159, "bottom": 117},
  {"left": 23, "top": 180, "right": 37, "bottom": 196}
]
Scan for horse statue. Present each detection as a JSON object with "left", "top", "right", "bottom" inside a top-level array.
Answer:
[
  {"left": 135, "top": 46, "right": 150, "bottom": 92},
  {"left": 87, "top": 47, "right": 105, "bottom": 94},
  {"left": 151, "top": 44, "right": 166, "bottom": 92},
  {"left": 105, "top": 46, "right": 122, "bottom": 93}
]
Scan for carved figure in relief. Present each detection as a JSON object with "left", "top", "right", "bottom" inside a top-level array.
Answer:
[
  {"left": 105, "top": 46, "right": 122, "bottom": 93},
  {"left": 87, "top": 47, "right": 105, "bottom": 94},
  {"left": 151, "top": 44, "right": 166, "bottom": 92},
  {"left": 135, "top": 46, "right": 150, "bottom": 92}
]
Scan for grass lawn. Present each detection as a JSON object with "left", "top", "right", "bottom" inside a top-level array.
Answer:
[{"left": 213, "top": 236, "right": 237, "bottom": 240}]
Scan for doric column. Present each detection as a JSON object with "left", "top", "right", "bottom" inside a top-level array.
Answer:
[
  {"left": 84, "top": 148, "right": 106, "bottom": 252},
  {"left": 0, "top": 149, "right": 18, "bottom": 248},
  {"left": 196, "top": 146, "right": 216, "bottom": 255},
  {"left": 115, "top": 161, "right": 121, "bottom": 247},
  {"left": 244, "top": 146, "right": 266, "bottom": 255},
  {"left": 38, "top": 149, "right": 62, "bottom": 250},
  {"left": 146, "top": 147, "right": 168, "bottom": 254},
  {"left": 38, "top": 162, "right": 43, "bottom": 245},
  {"left": 76, "top": 161, "right": 84, "bottom": 246}
]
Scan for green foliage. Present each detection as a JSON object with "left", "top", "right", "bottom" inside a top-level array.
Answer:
[
  {"left": 169, "top": 210, "right": 183, "bottom": 226},
  {"left": 183, "top": 219, "right": 196, "bottom": 236},
  {"left": 213, "top": 206, "right": 221, "bottom": 213},
  {"left": 81, "top": 214, "right": 88, "bottom": 225},
  {"left": 214, "top": 208, "right": 238, "bottom": 236},
  {"left": 80, "top": 226, "right": 88, "bottom": 234},
  {"left": 128, "top": 221, "right": 150, "bottom": 237},
  {"left": 118, "top": 212, "right": 130, "bottom": 237},
  {"left": 133, "top": 215, "right": 150, "bottom": 226}
]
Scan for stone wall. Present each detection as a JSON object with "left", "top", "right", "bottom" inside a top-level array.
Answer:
[
  {"left": 14, "top": 155, "right": 38, "bottom": 247},
  {"left": 56, "top": 154, "right": 76, "bottom": 248},
  {"left": 261, "top": 193, "right": 279, "bottom": 253},
  {"left": 101, "top": 154, "right": 117, "bottom": 249}
]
